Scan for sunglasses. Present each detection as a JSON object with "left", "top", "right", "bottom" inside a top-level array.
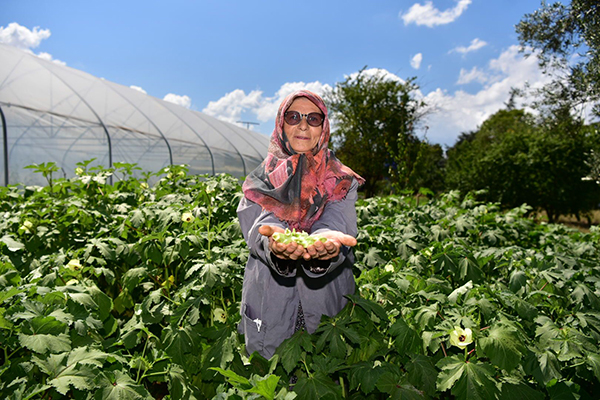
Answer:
[{"left": 283, "top": 111, "right": 324, "bottom": 127}]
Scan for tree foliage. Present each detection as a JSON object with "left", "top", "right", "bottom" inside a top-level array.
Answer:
[
  {"left": 516, "top": 0, "right": 600, "bottom": 116},
  {"left": 325, "top": 68, "right": 440, "bottom": 196},
  {"left": 446, "top": 108, "right": 600, "bottom": 222}
]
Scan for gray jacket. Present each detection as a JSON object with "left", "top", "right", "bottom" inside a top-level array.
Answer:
[{"left": 236, "top": 179, "right": 359, "bottom": 359}]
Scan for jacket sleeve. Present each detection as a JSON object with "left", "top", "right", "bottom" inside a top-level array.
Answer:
[
  {"left": 303, "top": 178, "right": 359, "bottom": 278},
  {"left": 237, "top": 196, "right": 298, "bottom": 277}
]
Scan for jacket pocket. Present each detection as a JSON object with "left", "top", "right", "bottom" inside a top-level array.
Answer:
[{"left": 239, "top": 303, "right": 267, "bottom": 356}]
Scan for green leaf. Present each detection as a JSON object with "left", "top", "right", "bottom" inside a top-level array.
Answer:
[
  {"left": 293, "top": 371, "right": 343, "bottom": 400},
  {"left": 121, "top": 267, "right": 149, "bottom": 292},
  {"left": 458, "top": 254, "right": 484, "bottom": 283},
  {"left": 315, "top": 316, "right": 359, "bottom": 359},
  {"left": 499, "top": 380, "right": 545, "bottom": 400},
  {"left": 509, "top": 271, "right": 528, "bottom": 294},
  {"left": 0, "top": 286, "right": 23, "bottom": 303},
  {"left": 19, "top": 332, "right": 71, "bottom": 354},
  {"left": 524, "top": 349, "right": 562, "bottom": 385},
  {"left": 452, "top": 361, "right": 499, "bottom": 400},
  {"left": 277, "top": 330, "right": 313, "bottom": 373},
  {"left": 67, "top": 292, "right": 99, "bottom": 309},
  {"left": 130, "top": 209, "right": 145, "bottom": 228},
  {"left": 49, "top": 363, "right": 98, "bottom": 395},
  {"left": 478, "top": 324, "right": 526, "bottom": 371},
  {"left": 345, "top": 294, "right": 389, "bottom": 322},
  {"left": 389, "top": 318, "right": 421, "bottom": 354},
  {"left": 311, "top": 355, "right": 344, "bottom": 375},
  {"left": 347, "top": 361, "right": 385, "bottom": 395},
  {"left": 247, "top": 374, "right": 280, "bottom": 400},
  {"left": 0, "top": 235, "right": 24, "bottom": 251},
  {"left": 168, "top": 364, "right": 199, "bottom": 400},
  {"left": 406, "top": 354, "right": 437, "bottom": 396},
  {"left": 436, "top": 355, "right": 466, "bottom": 392},
  {"left": 585, "top": 353, "right": 600, "bottom": 381},
  {"left": 87, "top": 285, "right": 113, "bottom": 321},
  {"left": 163, "top": 324, "right": 199, "bottom": 366},
  {"left": 376, "top": 372, "right": 425, "bottom": 399},
  {"left": 363, "top": 247, "right": 385, "bottom": 267},
  {"left": 546, "top": 381, "right": 578, "bottom": 400},
  {"left": 210, "top": 367, "right": 251, "bottom": 389},
  {"left": 95, "top": 370, "right": 152, "bottom": 399}
]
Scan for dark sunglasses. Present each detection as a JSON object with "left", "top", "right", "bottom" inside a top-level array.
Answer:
[{"left": 283, "top": 111, "right": 324, "bottom": 127}]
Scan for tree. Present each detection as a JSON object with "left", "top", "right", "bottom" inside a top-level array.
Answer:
[
  {"left": 325, "top": 68, "right": 435, "bottom": 197},
  {"left": 446, "top": 108, "right": 600, "bottom": 222},
  {"left": 516, "top": 0, "right": 600, "bottom": 116}
]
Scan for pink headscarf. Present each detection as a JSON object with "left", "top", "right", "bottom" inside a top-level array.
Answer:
[{"left": 242, "top": 90, "right": 364, "bottom": 232}]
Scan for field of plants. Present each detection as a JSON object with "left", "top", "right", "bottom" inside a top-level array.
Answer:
[{"left": 1, "top": 162, "right": 599, "bottom": 399}]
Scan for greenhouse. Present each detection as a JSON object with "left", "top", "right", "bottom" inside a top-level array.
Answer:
[{"left": 0, "top": 43, "right": 269, "bottom": 186}]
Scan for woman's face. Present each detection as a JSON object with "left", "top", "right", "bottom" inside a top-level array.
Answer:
[{"left": 283, "top": 97, "right": 323, "bottom": 154}]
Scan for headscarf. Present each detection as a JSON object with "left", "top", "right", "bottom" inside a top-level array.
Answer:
[{"left": 242, "top": 90, "right": 364, "bottom": 232}]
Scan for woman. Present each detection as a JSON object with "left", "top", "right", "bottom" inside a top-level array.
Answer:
[{"left": 237, "top": 90, "right": 364, "bottom": 359}]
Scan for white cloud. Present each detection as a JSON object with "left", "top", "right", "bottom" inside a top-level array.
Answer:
[
  {"left": 400, "top": 0, "right": 472, "bottom": 27},
  {"left": 203, "top": 81, "right": 332, "bottom": 130},
  {"left": 411, "top": 53, "right": 423, "bottom": 70},
  {"left": 423, "top": 45, "right": 552, "bottom": 146},
  {"left": 37, "top": 51, "right": 66, "bottom": 66},
  {"left": 346, "top": 68, "right": 405, "bottom": 84},
  {"left": 456, "top": 66, "right": 489, "bottom": 85},
  {"left": 450, "top": 38, "right": 488, "bottom": 55},
  {"left": 163, "top": 93, "right": 192, "bottom": 109},
  {"left": 0, "top": 22, "right": 50, "bottom": 50},
  {"left": 0, "top": 22, "right": 65, "bottom": 65},
  {"left": 130, "top": 85, "right": 147, "bottom": 94}
]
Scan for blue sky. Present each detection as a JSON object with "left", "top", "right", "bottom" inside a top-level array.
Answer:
[{"left": 1, "top": 0, "right": 553, "bottom": 147}]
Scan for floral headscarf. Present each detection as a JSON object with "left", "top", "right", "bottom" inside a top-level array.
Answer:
[{"left": 242, "top": 90, "right": 364, "bottom": 232}]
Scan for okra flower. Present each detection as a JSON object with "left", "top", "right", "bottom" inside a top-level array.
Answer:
[
  {"left": 181, "top": 212, "right": 195, "bottom": 223},
  {"left": 20, "top": 220, "right": 34, "bottom": 234},
  {"left": 66, "top": 259, "right": 82, "bottom": 271},
  {"left": 213, "top": 308, "right": 227, "bottom": 323},
  {"left": 449, "top": 326, "right": 473, "bottom": 348}
]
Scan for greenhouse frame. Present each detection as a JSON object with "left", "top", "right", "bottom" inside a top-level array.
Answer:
[{"left": 0, "top": 43, "right": 269, "bottom": 186}]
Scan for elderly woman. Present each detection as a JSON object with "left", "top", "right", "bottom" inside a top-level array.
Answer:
[{"left": 237, "top": 90, "right": 364, "bottom": 359}]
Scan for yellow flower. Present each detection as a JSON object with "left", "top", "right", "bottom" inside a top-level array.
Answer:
[
  {"left": 140, "top": 182, "right": 149, "bottom": 189},
  {"left": 75, "top": 167, "right": 84, "bottom": 175},
  {"left": 384, "top": 264, "right": 394, "bottom": 273},
  {"left": 449, "top": 326, "right": 473, "bottom": 348},
  {"left": 213, "top": 308, "right": 227, "bottom": 323},
  {"left": 66, "top": 259, "right": 82, "bottom": 271},
  {"left": 20, "top": 220, "right": 34, "bottom": 234},
  {"left": 181, "top": 212, "right": 195, "bottom": 223}
]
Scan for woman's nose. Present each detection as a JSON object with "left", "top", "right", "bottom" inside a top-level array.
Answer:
[{"left": 298, "top": 117, "right": 309, "bottom": 129}]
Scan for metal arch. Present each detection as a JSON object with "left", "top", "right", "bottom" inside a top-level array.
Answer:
[
  {"left": 149, "top": 98, "right": 216, "bottom": 175},
  {"left": 188, "top": 111, "right": 247, "bottom": 176},
  {"left": 60, "top": 123, "right": 102, "bottom": 168},
  {"left": 0, "top": 105, "right": 7, "bottom": 186},
  {"left": 97, "top": 80, "right": 174, "bottom": 167},
  {"left": 219, "top": 122, "right": 266, "bottom": 165},
  {"left": 29, "top": 56, "right": 114, "bottom": 182}
]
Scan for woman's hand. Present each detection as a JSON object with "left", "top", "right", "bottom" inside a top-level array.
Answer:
[
  {"left": 258, "top": 225, "right": 357, "bottom": 261},
  {"left": 302, "top": 230, "right": 357, "bottom": 261},
  {"left": 258, "top": 225, "right": 306, "bottom": 260}
]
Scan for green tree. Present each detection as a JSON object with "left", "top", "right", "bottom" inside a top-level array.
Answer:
[
  {"left": 516, "top": 0, "right": 600, "bottom": 116},
  {"left": 446, "top": 108, "right": 600, "bottom": 222},
  {"left": 325, "top": 68, "right": 435, "bottom": 197}
]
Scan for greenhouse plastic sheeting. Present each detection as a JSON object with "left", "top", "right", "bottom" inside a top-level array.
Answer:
[{"left": 0, "top": 43, "right": 269, "bottom": 186}]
